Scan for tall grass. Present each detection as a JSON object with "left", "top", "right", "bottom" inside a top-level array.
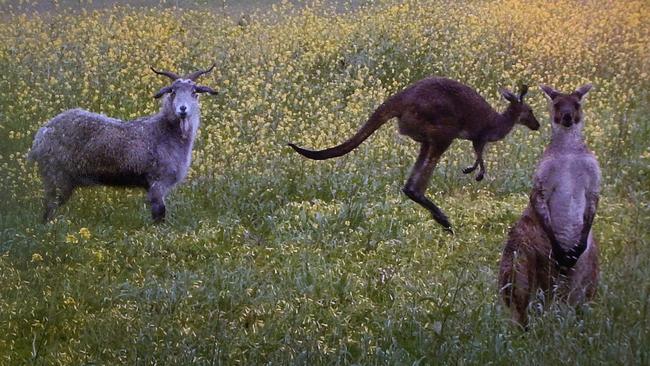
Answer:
[{"left": 0, "top": 0, "right": 648, "bottom": 364}]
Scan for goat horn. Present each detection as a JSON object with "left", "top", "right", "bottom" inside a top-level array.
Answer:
[
  {"left": 185, "top": 64, "right": 216, "bottom": 81},
  {"left": 150, "top": 66, "right": 180, "bottom": 81}
]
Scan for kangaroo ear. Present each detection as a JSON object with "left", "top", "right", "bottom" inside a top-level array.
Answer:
[
  {"left": 499, "top": 88, "right": 519, "bottom": 103},
  {"left": 153, "top": 86, "right": 173, "bottom": 99},
  {"left": 539, "top": 85, "right": 560, "bottom": 100},
  {"left": 519, "top": 84, "right": 529, "bottom": 102},
  {"left": 573, "top": 83, "right": 592, "bottom": 101}
]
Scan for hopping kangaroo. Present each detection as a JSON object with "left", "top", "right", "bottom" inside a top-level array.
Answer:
[
  {"left": 289, "top": 78, "right": 540, "bottom": 231},
  {"left": 499, "top": 84, "right": 600, "bottom": 327}
]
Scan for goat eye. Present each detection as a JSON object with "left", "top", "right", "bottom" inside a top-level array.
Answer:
[{"left": 192, "top": 92, "right": 198, "bottom": 98}]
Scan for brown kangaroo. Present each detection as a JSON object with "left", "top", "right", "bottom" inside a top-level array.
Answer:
[
  {"left": 499, "top": 83, "right": 600, "bottom": 327},
  {"left": 289, "top": 78, "right": 540, "bottom": 232}
]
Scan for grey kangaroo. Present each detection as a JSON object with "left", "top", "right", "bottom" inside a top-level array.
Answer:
[{"left": 499, "top": 83, "right": 600, "bottom": 326}]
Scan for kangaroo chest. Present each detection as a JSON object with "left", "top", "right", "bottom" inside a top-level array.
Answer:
[{"left": 540, "top": 154, "right": 596, "bottom": 245}]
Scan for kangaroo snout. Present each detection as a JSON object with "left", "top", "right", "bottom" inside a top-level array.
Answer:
[{"left": 561, "top": 113, "right": 573, "bottom": 127}]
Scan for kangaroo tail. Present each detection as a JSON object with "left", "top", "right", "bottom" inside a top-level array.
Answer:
[{"left": 288, "top": 99, "right": 398, "bottom": 160}]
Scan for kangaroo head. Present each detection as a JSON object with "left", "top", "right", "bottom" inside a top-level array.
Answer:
[
  {"left": 540, "top": 84, "right": 592, "bottom": 130},
  {"left": 499, "top": 84, "right": 540, "bottom": 130}
]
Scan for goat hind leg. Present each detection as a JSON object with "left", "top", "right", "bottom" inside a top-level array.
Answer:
[
  {"left": 42, "top": 184, "right": 58, "bottom": 223},
  {"left": 41, "top": 175, "right": 73, "bottom": 222},
  {"left": 402, "top": 142, "right": 453, "bottom": 232}
]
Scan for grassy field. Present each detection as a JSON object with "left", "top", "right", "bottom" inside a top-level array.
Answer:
[{"left": 0, "top": 0, "right": 649, "bottom": 364}]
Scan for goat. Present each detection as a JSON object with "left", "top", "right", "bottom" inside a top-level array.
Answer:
[
  {"left": 27, "top": 65, "right": 218, "bottom": 222},
  {"left": 498, "top": 83, "right": 600, "bottom": 327},
  {"left": 289, "top": 78, "right": 540, "bottom": 232}
]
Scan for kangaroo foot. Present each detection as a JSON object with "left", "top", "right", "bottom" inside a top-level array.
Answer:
[{"left": 462, "top": 165, "right": 476, "bottom": 174}]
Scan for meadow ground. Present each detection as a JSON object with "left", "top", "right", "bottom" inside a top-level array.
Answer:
[{"left": 0, "top": 0, "right": 649, "bottom": 364}]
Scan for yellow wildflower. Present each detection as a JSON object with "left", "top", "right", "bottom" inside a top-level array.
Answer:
[{"left": 79, "top": 227, "right": 91, "bottom": 240}]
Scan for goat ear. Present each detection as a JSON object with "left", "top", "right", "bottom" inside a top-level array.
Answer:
[
  {"left": 518, "top": 84, "right": 529, "bottom": 102},
  {"left": 499, "top": 88, "right": 519, "bottom": 103},
  {"left": 195, "top": 85, "right": 218, "bottom": 95},
  {"left": 539, "top": 85, "right": 560, "bottom": 100},
  {"left": 153, "top": 86, "right": 172, "bottom": 99},
  {"left": 573, "top": 83, "right": 592, "bottom": 101}
]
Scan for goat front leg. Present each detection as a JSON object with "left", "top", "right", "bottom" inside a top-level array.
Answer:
[
  {"left": 147, "top": 182, "right": 170, "bottom": 223},
  {"left": 402, "top": 141, "right": 453, "bottom": 233},
  {"left": 462, "top": 139, "right": 487, "bottom": 181}
]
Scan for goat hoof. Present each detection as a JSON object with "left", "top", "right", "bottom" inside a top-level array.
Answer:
[
  {"left": 444, "top": 226, "right": 454, "bottom": 235},
  {"left": 151, "top": 204, "right": 166, "bottom": 223},
  {"left": 152, "top": 213, "right": 166, "bottom": 223},
  {"left": 462, "top": 166, "right": 475, "bottom": 174},
  {"left": 475, "top": 173, "right": 484, "bottom": 181},
  {"left": 152, "top": 214, "right": 166, "bottom": 224}
]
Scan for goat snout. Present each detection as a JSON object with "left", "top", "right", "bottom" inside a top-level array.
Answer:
[{"left": 178, "top": 105, "right": 188, "bottom": 118}]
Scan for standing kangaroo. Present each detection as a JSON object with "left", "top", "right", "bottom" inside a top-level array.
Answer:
[
  {"left": 499, "top": 84, "right": 600, "bottom": 327},
  {"left": 289, "top": 78, "right": 540, "bottom": 232}
]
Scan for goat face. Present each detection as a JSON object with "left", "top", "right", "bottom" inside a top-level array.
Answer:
[
  {"left": 156, "top": 79, "right": 201, "bottom": 138},
  {"left": 540, "top": 84, "right": 592, "bottom": 130},
  {"left": 169, "top": 79, "right": 198, "bottom": 120},
  {"left": 153, "top": 73, "right": 218, "bottom": 138}
]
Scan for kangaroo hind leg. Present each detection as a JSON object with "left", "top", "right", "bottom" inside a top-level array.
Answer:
[{"left": 402, "top": 141, "right": 453, "bottom": 232}]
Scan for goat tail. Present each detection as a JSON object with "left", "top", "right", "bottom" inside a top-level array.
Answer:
[{"left": 288, "top": 98, "right": 399, "bottom": 160}]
